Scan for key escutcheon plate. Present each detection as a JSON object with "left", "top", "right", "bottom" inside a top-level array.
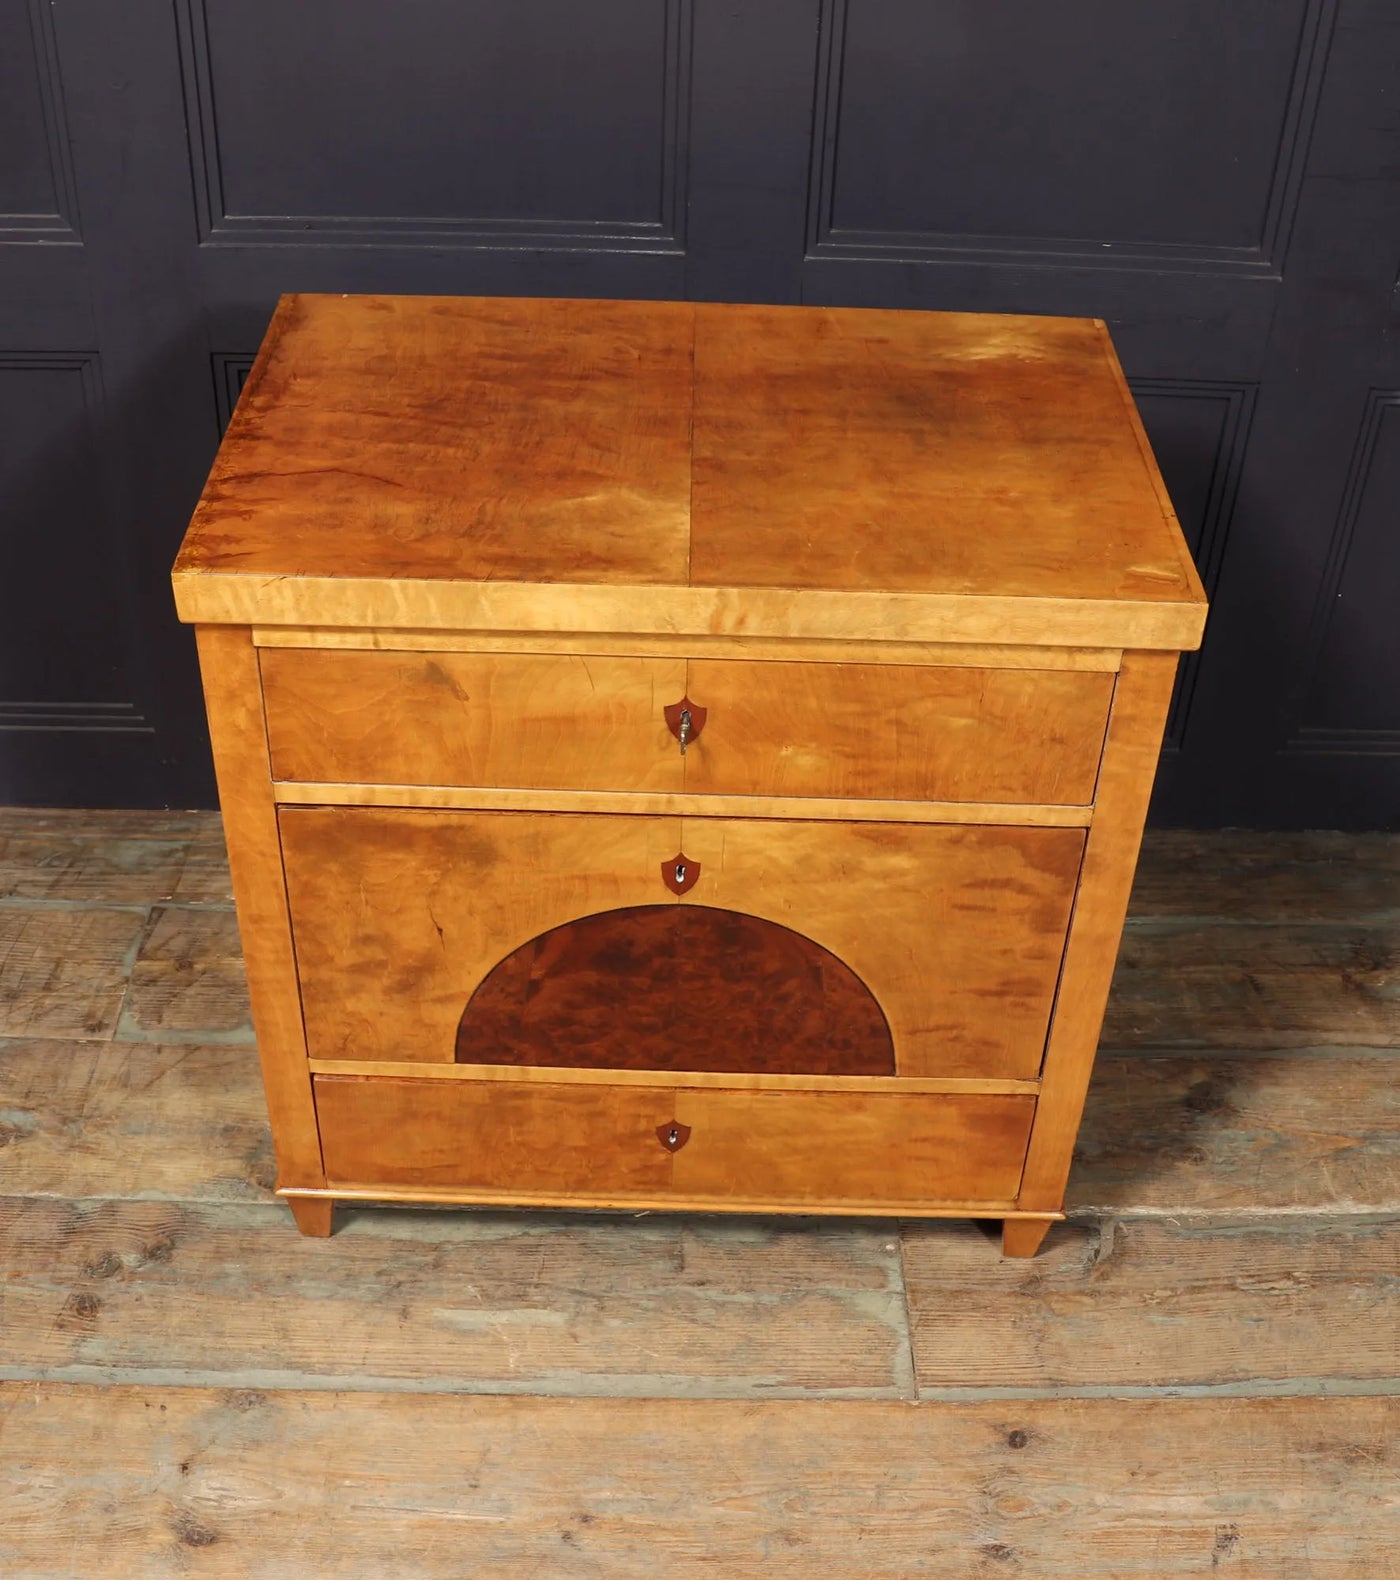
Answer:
[
  {"left": 657, "top": 1121, "right": 691, "bottom": 1153},
  {"left": 662, "top": 853, "right": 701, "bottom": 895},
  {"left": 663, "top": 696, "right": 707, "bottom": 755}
]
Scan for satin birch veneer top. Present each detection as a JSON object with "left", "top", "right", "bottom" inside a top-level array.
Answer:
[{"left": 172, "top": 294, "right": 1207, "bottom": 649}]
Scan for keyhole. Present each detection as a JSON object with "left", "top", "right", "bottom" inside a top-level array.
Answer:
[
  {"left": 667, "top": 1126, "right": 680, "bottom": 1146},
  {"left": 674, "top": 862, "right": 686, "bottom": 885},
  {"left": 678, "top": 708, "right": 692, "bottom": 756}
]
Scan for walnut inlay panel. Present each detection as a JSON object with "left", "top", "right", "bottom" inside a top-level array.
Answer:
[{"left": 455, "top": 904, "right": 896, "bottom": 1076}]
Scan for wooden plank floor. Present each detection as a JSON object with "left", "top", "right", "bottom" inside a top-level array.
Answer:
[{"left": 2, "top": 811, "right": 1398, "bottom": 1576}]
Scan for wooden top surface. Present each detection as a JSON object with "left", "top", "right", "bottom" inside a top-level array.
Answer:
[{"left": 172, "top": 295, "right": 1206, "bottom": 647}]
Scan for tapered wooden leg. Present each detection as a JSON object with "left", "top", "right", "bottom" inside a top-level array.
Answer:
[
  {"left": 287, "top": 1197, "right": 335, "bottom": 1237},
  {"left": 1002, "top": 1218, "right": 1053, "bottom": 1258}
]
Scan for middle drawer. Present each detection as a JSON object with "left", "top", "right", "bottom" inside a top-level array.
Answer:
[
  {"left": 261, "top": 648, "right": 1114, "bottom": 805},
  {"left": 280, "top": 805, "right": 1083, "bottom": 1081}
]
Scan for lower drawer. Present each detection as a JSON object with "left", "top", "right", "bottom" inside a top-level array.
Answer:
[{"left": 314, "top": 1075, "right": 1036, "bottom": 1210}]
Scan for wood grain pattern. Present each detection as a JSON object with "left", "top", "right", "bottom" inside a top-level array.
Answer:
[
  {"left": 1017, "top": 652, "right": 1178, "bottom": 1215},
  {"left": 455, "top": 904, "right": 896, "bottom": 1076},
  {"left": 1071, "top": 1053, "right": 1400, "bottom": 1216},
  {"left": 10, "top": 809, "right": 1400, "bottom": 1580},
  {"left": 253, "top": 626, "right": 1124, "bottom": 671},
  {"left": 316, "top": 1076, "right": 680, "bottom": 1195},
  {"left": 178, "top": 574, "right": 1206, "bottom": 650},
  {"left": 172, "top": 822, "right": 236, "bottom": 906},
  {"left": 172, "top": 295, "right": 1207, "bottom": 650},
  {"left": 281, "top": 807, "right": 680, "bottom": 1064},
  {"left": 194, "top": 625, "right": 324, "bottom": 1189},
  {"left": 1116, "top": 836, "right": 1400, "bottom": 1049},
  {"left": 287, "top": 1185, "right": 1042, "bottom": 1220},
  {"left": 0, "top": 1039, "right": 276, "bottom": 1203},
  {"left": 0, "top": 808, "right": 230, "bottom": 904},
  {"left": 310, "top": 1061, "right": 1035, "bottom": 1095},
  {"left": 30, "top": 817, "right": 1390, "bottom": 925},
  {"left": 682, "top": 660, "right": 1113, "bottom": 804},
  {"left": 116, "top": 905, "right": 252, "bottom": 1043},
  {"left": 281, "top": 807, "right": 1083, "bottom": 1079},
  {"left": 0, "top": 1198, "right": 908, "bottom": 1394},
  {"left": 905, "top": 1215, "right": 1400, "bottom": 1391},
  {"left": 1100, "top": 323, "right": 1208, "bottom": 596},
  {"left": 11, "top": 1038, "right": 1395, "bottom": 1223},
  {"left": 679, "top": 816, "right": 1083, "bottom": 1079},
  {"left": 1128, "top": 830, "right": 1400, "bottom": 923},
  {"left": 264, "top": 649, "right": 1112, "bottom": 805},
  {"left": 1104, "top": 921, "right": 1400, "bottom": 1050},
  {"left": 5, "top": 1386, "right": 1395, "bottom": 1576},
  {"left": 175, "top": 295, "right": 694, "bottom": 588},
  {"left": 1001, "top": 1217, "right": 1053, "bottom": 1258},
  {"left": 689, "top": 304, "right": 1205, "bottom": 607},
  {"left": 262, "top": 648, "right": 686, "bottom": 791},
  {"left": 286, "top": 1197, "right": 333, "bottom": 1237},
  {"left": 315, "top": 1075, "right": 1034, "bottom": 1208},
  {"left": 271, "top": 780, "right": 1095, "bottom": 828},
  {"left": 0, "top": 904, "right": 145, "bottom": 1040},
  {"left": 666, "top": 1087, "right": 1034, "bottom": 1206}
]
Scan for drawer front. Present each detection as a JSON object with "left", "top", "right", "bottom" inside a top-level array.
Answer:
[
  {"left": 262, "top": 648, "right": 686, "bottom": 791},
  {"left": 263, "top": 646, "right": 1112, "bottom": 806},
  {"left": 315, "top": 1075, "right": 1036, "bottom": 1208},
  {"left": 683, "top": 660, "right": 1113, "bottom": 805},
  {"left": 675, "top": 816, "right": 1081, "bottom": 1080},
  {"left": 281, "top": 807, "right": 1082, "bottom": 1079},
  {"left": 282, "top": 806, "right": 680, "bottom": 1066}
]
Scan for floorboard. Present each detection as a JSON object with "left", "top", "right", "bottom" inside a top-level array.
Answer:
[
  {"left": 0, "top": 1197, "right": 911, "bottom": 1398},
  {"left": 1104, "top": 923, "right": 1400, "bottom": 1048},
  {"left": 0, "top": 906, "right": 148, "bottom": 1040},
  {"left": 903, "top": 1216, "right": 1400, "bottom": 1394},
  {"left": 0, "top": 1039, "right": 274, "bottom": 1201},
  {"left": 1072, "top": 1053, "right": 1400, "bottom": 1214},
  {"left": 0, "top": 809, "right": 231, "bottom": 905},
  {"left": 114, "top": 907, "right": 252, "bottom": 1044},
  {"left": 2, "top": 1386, "right": 1395, "bottom": 1579},
  {"left": 1128, "top": 830, "right": 1400, "bottom": 923}
]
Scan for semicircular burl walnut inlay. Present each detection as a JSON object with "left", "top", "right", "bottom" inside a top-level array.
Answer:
[{"left": 454, "top": 905, "right": 895, "bottom": 1076}]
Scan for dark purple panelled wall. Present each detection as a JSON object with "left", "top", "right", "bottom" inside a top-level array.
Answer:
[{"left": 3, "top": 0, "right": 1398, "bottom": 825}]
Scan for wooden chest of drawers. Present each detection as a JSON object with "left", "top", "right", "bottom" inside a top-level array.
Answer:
[{"left": 172, "top": 294, "right": 1206, "bottom": 1255}]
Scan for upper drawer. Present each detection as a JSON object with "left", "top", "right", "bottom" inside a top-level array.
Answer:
[
  {"left": 262, "top": 647, "right": 1113, "bottom": 805},
  {"left": 683, "top": 659, "right": 1112, "bottom": 805},
  {"left": 262, "top": 649, "right": 685, "bottom": 792}
]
